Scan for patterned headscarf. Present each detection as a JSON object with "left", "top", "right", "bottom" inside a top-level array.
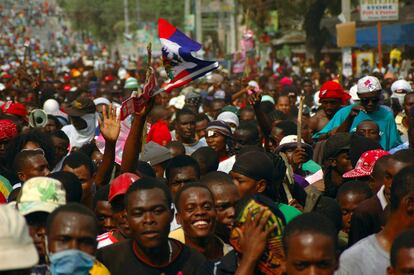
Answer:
[
  {"left": 0, "top": 119, "right": 17, "bottom": 140},
  {"left": 230, "top": 195, "right": 286, "bottom": 275}
]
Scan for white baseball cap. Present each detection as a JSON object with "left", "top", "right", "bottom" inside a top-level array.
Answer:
[{"left": 357, "top": 76, "right": 382, "bottom": 94}]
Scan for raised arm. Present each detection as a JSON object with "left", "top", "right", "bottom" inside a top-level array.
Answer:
[
  {"left": 248, "top": 93, "right": 273, "bottom": 138},
  {"left": 120, "top": 101, "right": 153, "bottom": 173},
  {"left": 95, "top": 104, "right": 120, "bottom": 187}
]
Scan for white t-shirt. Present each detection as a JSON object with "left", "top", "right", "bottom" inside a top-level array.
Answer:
[{"left": 336, "top": 234, "right": 389, "bottom": 275}]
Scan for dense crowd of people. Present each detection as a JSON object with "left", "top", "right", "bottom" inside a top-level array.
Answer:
[{"left": 2, "top": 3, "right": 414, "bottom": 274}]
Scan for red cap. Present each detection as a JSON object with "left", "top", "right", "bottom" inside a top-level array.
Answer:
[
  {"left": 343, "top": 149, "right": 390, "bottom": 178},
  {"left": 108, "top": 173, "right": 140, "bottom": 202},
  {"left": 319, "top": 81, "right": 351, "bottom": 105},
  {"left": 1, "top": 101, "right": 28, "bottom": 119}
]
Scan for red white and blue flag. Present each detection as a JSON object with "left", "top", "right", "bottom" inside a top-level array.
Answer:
[{"left": 156, "top": 18, "right": 219, "bottom": 94}]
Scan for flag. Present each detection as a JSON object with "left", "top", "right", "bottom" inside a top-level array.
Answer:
[{"left": 156, "top": 18, "right": 219, "bottom": 95}]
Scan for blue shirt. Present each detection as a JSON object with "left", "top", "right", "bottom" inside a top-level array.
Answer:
[{"left": 313, "top": 104, "right": 402, "bottom": 151}]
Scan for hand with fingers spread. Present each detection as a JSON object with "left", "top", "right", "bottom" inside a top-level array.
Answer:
[
  {"left": 99, "top": 104, "right": 121, "bottom": 143},
  {"left": 240, "top": 209, "right": 276, "bottom": 262},
  {"left": 234, "top": 208, "right": 277, "bottom": 275},
  {"left": 248, "top": 92, "right": 262, "bottom": 108}
]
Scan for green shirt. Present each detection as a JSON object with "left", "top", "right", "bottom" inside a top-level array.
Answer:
[{"left": 278, "top": 203, "right": 302, "bottom": 223}]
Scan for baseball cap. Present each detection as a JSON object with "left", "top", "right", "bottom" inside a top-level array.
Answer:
[
  {"left": 275, "top": 135, "right": 313, "bottom": 159},
  {"left": 0, "top": 204, "right": 39, "bottom": 270},
  {"left": 108, "top": 173, "right": 140, "bottom": 202},
  {"left": 323, "top": 133, "right": 351, "bottom": 160},
  {"left": 1, "top": 101, "right": 28, "bottom": 119},
  {"left": 357, "top": 76, "right": 382, "bottom": 94},
  {"left": 343, "top": 149, "right": 390, "bottom": 178},
  {"left": 141, "top": 141, "right": 172, "bottom": 166},
  {"left": 17, "top": 177, "right": 66, "bottom": 216},
  {"left": 64, "top": 97, "right": 96, "bottom": 117}
]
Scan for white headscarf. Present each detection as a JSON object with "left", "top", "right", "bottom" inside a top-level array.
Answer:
[
  {"left": 61, "top": 113, "right": 96, "bottom": 150},
  {"left": 217, "top": 111, "right": 239, "bottom": 133}
]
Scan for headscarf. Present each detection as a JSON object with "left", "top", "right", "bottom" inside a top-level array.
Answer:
[
  {"left": 217, "top": 111, "right": 240, "bottom": 132},
  {"left": 319, "top": 81, "right": 351, "bottom": 105},
  {"left": 391, "top": 79, "right": 413, "bottom": 107},
  {"left": 230, "top": 194, "right": 286, "bottom": 275},
  {"left": 0, "top": 119, "right": 17, "bottom": 140},
  {"left": 61, "top": 113, "right": 96, "bottom": 150},
  {"left": 232, "top": 151, "right": 274, "bottom": 184}
]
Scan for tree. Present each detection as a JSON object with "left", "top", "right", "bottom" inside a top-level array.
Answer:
[
  {"left": 57, "top": 0, "right": 185, "bottom": 45},
  {"left": 238, "top": 0, "right": 342, "bottom": 62}
]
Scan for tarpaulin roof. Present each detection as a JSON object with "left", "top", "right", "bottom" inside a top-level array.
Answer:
[{"left": 356, "top": 22, "right": 414, "bottom": 47}]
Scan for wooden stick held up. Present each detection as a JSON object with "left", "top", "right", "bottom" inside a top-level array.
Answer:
[{"left": 297, "top": 91, "right": 305, "bottom": 148}]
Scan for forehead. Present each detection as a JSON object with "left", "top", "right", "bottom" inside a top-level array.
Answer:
[
  {"left": 338, "top": 191, "right": 367, "bottom": 205},
  {"left": 234, "top": 129, "right": 252, "bottom": 140},
  {"left": 177, "top": 113, "right": 195, "bottom": 123},
  {"left": 405, "top": 94, "right": 414, "bottom": 104},
  {"left": 396, "top": 248, "right": 414, "bottom": 266},
  {"left": 50, "top": 212, "right": 95, "bottom": 236},
  {"left": 212, "top": 101, "right": 225, "bottom": 108},
  {"left": 210, "top": 183, "right": 239, "bottom": 200},
  {"left": 287, "top": 232, "right": 335, "bottom": 255},
  {"left": 170, "top": 166, "right": 197, "bottom": 178},
  {"left": 196, "top": 119, "right": 208, "bottom": 127},
  {"left": 277, "top": 96, "right": 289, "bottom": 103},
  {"left": 357, "top": 121, "right": 378, "bottom": 129},
  {"left": 387, "top": 159, "right": 410, "bottom": 175},
  {"left": 63, "top": 165, "right": 91, "bottom": 180},
  {"left": 27, "top": 154, "right": 47, "bottom": 165},
  {"left": 127, "top": 188, "right": 169, "bottom": 209},
  {"left": 179, "top": 187, "right": 213, "bottom": 204},
  {"left": 52, "top": 136, "right": 68, "bottom": 144}
]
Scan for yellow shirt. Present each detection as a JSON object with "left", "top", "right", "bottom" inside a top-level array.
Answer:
[
  {"left": 90, "top": 261, "right": 111, "bottom": 275},
  {"left": 390, "top": 48, "right": 402, "bottom": 62}
]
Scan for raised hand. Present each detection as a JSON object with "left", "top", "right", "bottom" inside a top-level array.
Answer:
[
  {"left": 248, "top": 92, "right": 262, "bottom": 107},
  {"left": 99, "top": 104, "right": 121, "bottom": 143},
  {"left": 238, "top": 209, "right": 276, "bottom": 263}
]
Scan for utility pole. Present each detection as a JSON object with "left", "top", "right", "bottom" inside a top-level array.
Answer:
[
  {"left": 195, "top": 0, "right": 202, "bottom": 43},
  {"left": 341, "top": 0, "right": 352, "bottom": 79},
  {"left": 184, "top": 0, "right": 190, "bottom": 36},
  {"left": 229, "top": 0, "right": 236, "bottom": 53},
  {"left": 136, "top": 0, "right": 140, "bottom": 28},
  {"left": 123, "top": 0, "right": 130, "bottom": 35}
]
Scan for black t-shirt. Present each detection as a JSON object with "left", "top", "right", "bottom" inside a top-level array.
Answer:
[{"left": 96, "top": 239, "right": 206, "bottom": 275}]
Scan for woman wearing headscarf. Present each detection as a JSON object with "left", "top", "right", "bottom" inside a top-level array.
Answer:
[{"left": 206, "top": 120, "right": 233, "bottom": 162}]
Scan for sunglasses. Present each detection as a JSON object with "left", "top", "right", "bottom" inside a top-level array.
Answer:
[{"left": 360, "top": 97, "right": 380, "bottom": 105}]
